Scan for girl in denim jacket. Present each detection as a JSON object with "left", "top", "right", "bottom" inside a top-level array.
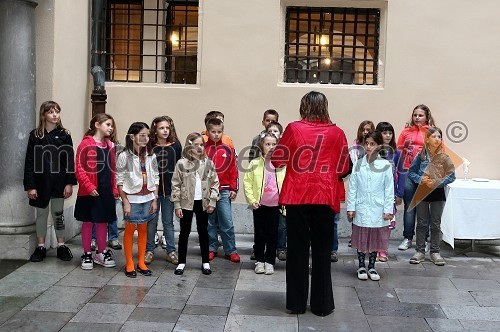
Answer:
[{"left": 408, "top": 127, "right": 455, "bottom": 266}]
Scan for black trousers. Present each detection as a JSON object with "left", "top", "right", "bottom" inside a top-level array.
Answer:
[
  {"left": 178, "top": 200, "right": 209, "bottom": 264},
  {"left": 253, "top": 205, "right": 279, "bottom": 265},
  {"left": 286, "top": 204, "right": 335, "bottom": 316}
]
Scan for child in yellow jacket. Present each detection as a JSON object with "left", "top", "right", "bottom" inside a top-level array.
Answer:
[{"left": 244, "top": 133, "right": 285, "bottom": 275}]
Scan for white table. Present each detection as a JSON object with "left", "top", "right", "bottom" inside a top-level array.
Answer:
[{"left": 441, "top": 179, "right": 500, "bottom": 248}]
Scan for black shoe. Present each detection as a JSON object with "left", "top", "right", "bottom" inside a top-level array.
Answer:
[
  {"left": 201, "top": 265, "right": 212, "bottom": 275},
  {"left": 125, "top": 269, "right": 137, "bottom": 278},
  {"left": 57, "top": 245, "right": 73, "bottom": 261},
  {"left": 288, "top": 309, "right": 306, "bottom": 314},
  {"left": 30, "top": 246, "right": 46, "bottom": 262},
  {"left": 137, "top": 266, "right": 152, "bottom": 276},
  {"left": 174, "top": 267, "right": 184, "bottom": 275}
]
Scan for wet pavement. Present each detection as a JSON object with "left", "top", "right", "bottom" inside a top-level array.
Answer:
[{"left": 1, "top": 234, "right": 500, "bottom": 331}]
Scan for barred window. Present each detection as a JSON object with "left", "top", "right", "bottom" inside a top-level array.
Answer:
[
  {"left": 285, "top": 7, "right": 380, "bottom": 85},
  {"left": 105, "top": 0, "right": 199, "bottom": 84}
]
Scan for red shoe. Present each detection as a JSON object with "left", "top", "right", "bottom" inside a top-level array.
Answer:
[
  {"left": 208, "top": 251, "right": 216, "bottom": 261},
  {"left": 225, "top": 253, "right": 240, "bottom": 263}
]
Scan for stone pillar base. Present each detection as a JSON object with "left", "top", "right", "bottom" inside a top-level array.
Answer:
[{"left": 0, "top": 233, "right": 37, "bottom": 260}]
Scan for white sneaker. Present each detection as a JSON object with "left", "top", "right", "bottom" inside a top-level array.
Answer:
[
  {"left": 93, "top": 250, "right": 116, "bottom": 268},
  {"left": 154, "top": 233, "right": 159, "bottom": 246},
  {"left": 161, "top": 235, "right": 167, "bottom": 249},
  {"left": 255, "top": 262, "right": 265, "bottom": 274},
  {"left": 81, "top": 252, "right": 93, "bottom": 270},
  {"left": 425, "top": 242, "right": 431, "bottom": 253},
  {"left": 398, "top": 239, "right": 412, "bottom": 250},
  {"left": 264, "top": 263, "right": 274, "bottom": 275},
  {"left": 409, "top": 251, "right": 425, "bottom": 264}
]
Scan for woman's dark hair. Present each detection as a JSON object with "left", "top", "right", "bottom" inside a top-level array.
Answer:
[
  {"left": 376, "top": 121, "right": 397, "bottom": 149},
  {"left": 85, "top": 113, "right": 118, "bottom": 143},
  {"left": 299, "top": 91, "right": 331, "bottom": 123},
  {"left": 124, "top": 122, "right": 153, "bottom": 156},
  {"left": 149, "top": 115, "right": 179, "bottom": 146},
  {"left": 356, "top": 120, "right": 375, "bottom": 144}
]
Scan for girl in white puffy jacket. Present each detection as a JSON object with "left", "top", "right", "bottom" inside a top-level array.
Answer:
[{"left": 347, "top": 130, "right": 394, "bottom": 281}]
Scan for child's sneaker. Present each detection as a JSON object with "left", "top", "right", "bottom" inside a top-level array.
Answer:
[
  {"left": 30, "top": 246, "right": 46, "bottom": 262},
  {"left": 330, "top": 252, "right": 338, "bottom": 262},
  {"left": 160, "top": 235, "right": 167, "bottom": 249},
  {"left": 154, "top": 233, "right": 159, "bottom": 247},
  {"left": 226, "top": 253, "right": 240, "bottom": 263},
  {"left": 90, "top": 239, "right": 97, "bottom": 251},
  {"left": 398, "top": 238, "right": 412, "bottom": 250},
  {"left": 166, "top": 251, "right": 179, "bottom": 265},
  {"left": 277, "top": 250, "right": 287, "bottom": 261},
  {"left": 144, "top": 251, "right": 154, "bottom": 265},
  {"left": 409, "top": 251, "right": 425, "bottom": 264},
  {"left": 81, "top": 252, "right": 93, "bottom": 270},
  {"left": 255, "top": 262, "right": 265, "bottom": 274},
  {"left": 250, "top": 250, "right": 256, "bottom": 260},
  {"left": 57, "top": 245, "right": 73, "bottom": 261},
  {"left": 430, "top": 253, "right": 445, "bottom": 266},
  {"left": 93, "top": 250, "right": 116, "bottom": 268},
  {"left": 209, "top": 251, "right": 217, "bottom": 261},
  {"left": 264, "top": 263, "right": 274, "bottom": 275}
]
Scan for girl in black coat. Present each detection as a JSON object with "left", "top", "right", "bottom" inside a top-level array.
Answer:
[{"left": 23, "top": 101, "right": 77, "bottom": 262}]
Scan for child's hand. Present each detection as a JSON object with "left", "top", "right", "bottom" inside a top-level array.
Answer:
[
  {"left": 347, "top": 211, "right": 356, "bottom": 219},
  {"left": 27, "top": 189, "right": 38, "bottom": 200},
  {"left": 123, "top": 201, "right": 131, "bottom": 217},
  {"left": 63, "top": 185, "right": 73, "bottom": 199},
  {"left": 150, "top": 199, "right": 157, "bottom": 214},
  {"left": 90, "top": 189, "right": 99, "bottom": 197},
  {"left": 175, "top": 208, "right": 183, "bottom": 218},
  {"left": 251, "top": 202, "right": 260, "bottom": 210},
  {"left": 395, "top": 197, "right": 402, "bottom": 205},
  {"left": 229, "top": 191, "right": 237, "bottom": 199},
  {"left": 383, "top": 213, "right": 393, "bottom": 220},
  {"left": 206, "top": 206, "right": 215, "bottom": 214}
]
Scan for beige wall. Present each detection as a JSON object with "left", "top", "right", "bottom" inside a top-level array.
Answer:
[
  {"left": 35, "top": 0, "right": 90, "bottom": 241},
  {"left": 44, "top": 0, "right": 500, "bottom": 207}
]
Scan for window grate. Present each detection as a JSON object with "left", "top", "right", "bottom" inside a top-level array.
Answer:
[
  {"left": 105, "top": 0, "right": 198, "bottom": 84},
  {"left": 285, "top": 6, "right": 380, "bottom": 85}
]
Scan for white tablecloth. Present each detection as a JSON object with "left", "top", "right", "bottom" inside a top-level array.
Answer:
[{"left": 441, "top": 179, "right": 500, "bottom": 248}]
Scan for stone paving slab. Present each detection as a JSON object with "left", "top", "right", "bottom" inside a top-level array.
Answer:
[
  {"left": 298, "top": 307, "right": 369, "bottom": 332},
  {"left": 0, "top": 311, "right": 73, "bottom": 332},
  {"left": 225, "top": 314, "right": 297, "bottom": 332},
  {"left": 59, "top": 322, "right": 122, "bottom": 332},
  {"left": 229, "top": 290, "right": 288, "bottom": 317},
  {"left": 441, "top": 305, "right": 500, "bottom": 321},
  {"left": 366, "top": 315, "right": 432, "bottom": 332},
  {"left": 470, "top": 291, "right": 500, "bottom": 307},
  {"left": 459, "top": 320, "right": 500, "bottom": 331},
  {"left": 23, "top": 285, "right": 98, "bottom": 313},
  {"left": 449, "top": 277, "right": 500, "bottom": 292},
  {"left": 69, "top": 303, "right": 136, "bottom": 324},
  {"left": 0, "top": 296, "right": 34, "bottom": 325},
  {"left": 173, "top": 314, "right": 226, "bottom": 331},
  {"left": 361, "top": 300, "right": 447, "bottom": 318},
  {"left": 425, "top": 318, "right": 465, "bottom": 332},
  {"left": 394, "top": 288, "right": 478, "bottom": 306}
]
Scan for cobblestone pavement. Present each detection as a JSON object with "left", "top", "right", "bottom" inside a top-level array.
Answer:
[{"left": 1, "top": 234, "right": 500, "bottom": 331}]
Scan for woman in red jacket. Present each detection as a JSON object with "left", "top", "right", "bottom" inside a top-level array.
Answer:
[
  {"left": 271, "top": 91, "right": 349, "bottom": 317},
  {"left": 397, "top": 104, "right": 435, "bottom": 251}
]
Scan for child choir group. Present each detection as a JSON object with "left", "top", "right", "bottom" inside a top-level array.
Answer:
[{"left": 23, "top": 98, "right": 455, "bottom": 281}]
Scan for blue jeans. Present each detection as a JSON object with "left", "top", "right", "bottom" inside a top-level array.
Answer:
[
  {"left": 208, "top": 190, "right": 237, "bottom": 255},
  {"left": 146, "top": 195, "right": 176, "bottom": 253},
  {"left": 403, "top": 177, "right": 417, "bottom": 239},
  {"left": 331, "top": 213, "right": 339, "bottom": 252},
  {"left": 123, "top": 200, "right": 156, "bottom": 224},
  {"left": 277, "top": 214, "right": 287, "bottom": 250}
]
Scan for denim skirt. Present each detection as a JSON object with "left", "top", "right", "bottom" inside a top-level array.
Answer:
[{"left": 123, "top": 200, "right": 157, "bottom": 224}]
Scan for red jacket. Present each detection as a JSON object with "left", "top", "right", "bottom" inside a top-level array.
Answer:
[
  {"left": 271, "top": 119, "right": 349, "bottom": 213},
  {"left": 397, "top": 124, "right": 429, "bottom": 170},
  {"left": 75, "top": 136, "right": 118, "bottom": 196},
  {"left": 205, "top": 139, "right": 238, "bottom": 191}
]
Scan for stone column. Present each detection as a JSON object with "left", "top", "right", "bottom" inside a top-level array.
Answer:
[{"left": 0, "top": 0, "right": 38, "bottom": 259}]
